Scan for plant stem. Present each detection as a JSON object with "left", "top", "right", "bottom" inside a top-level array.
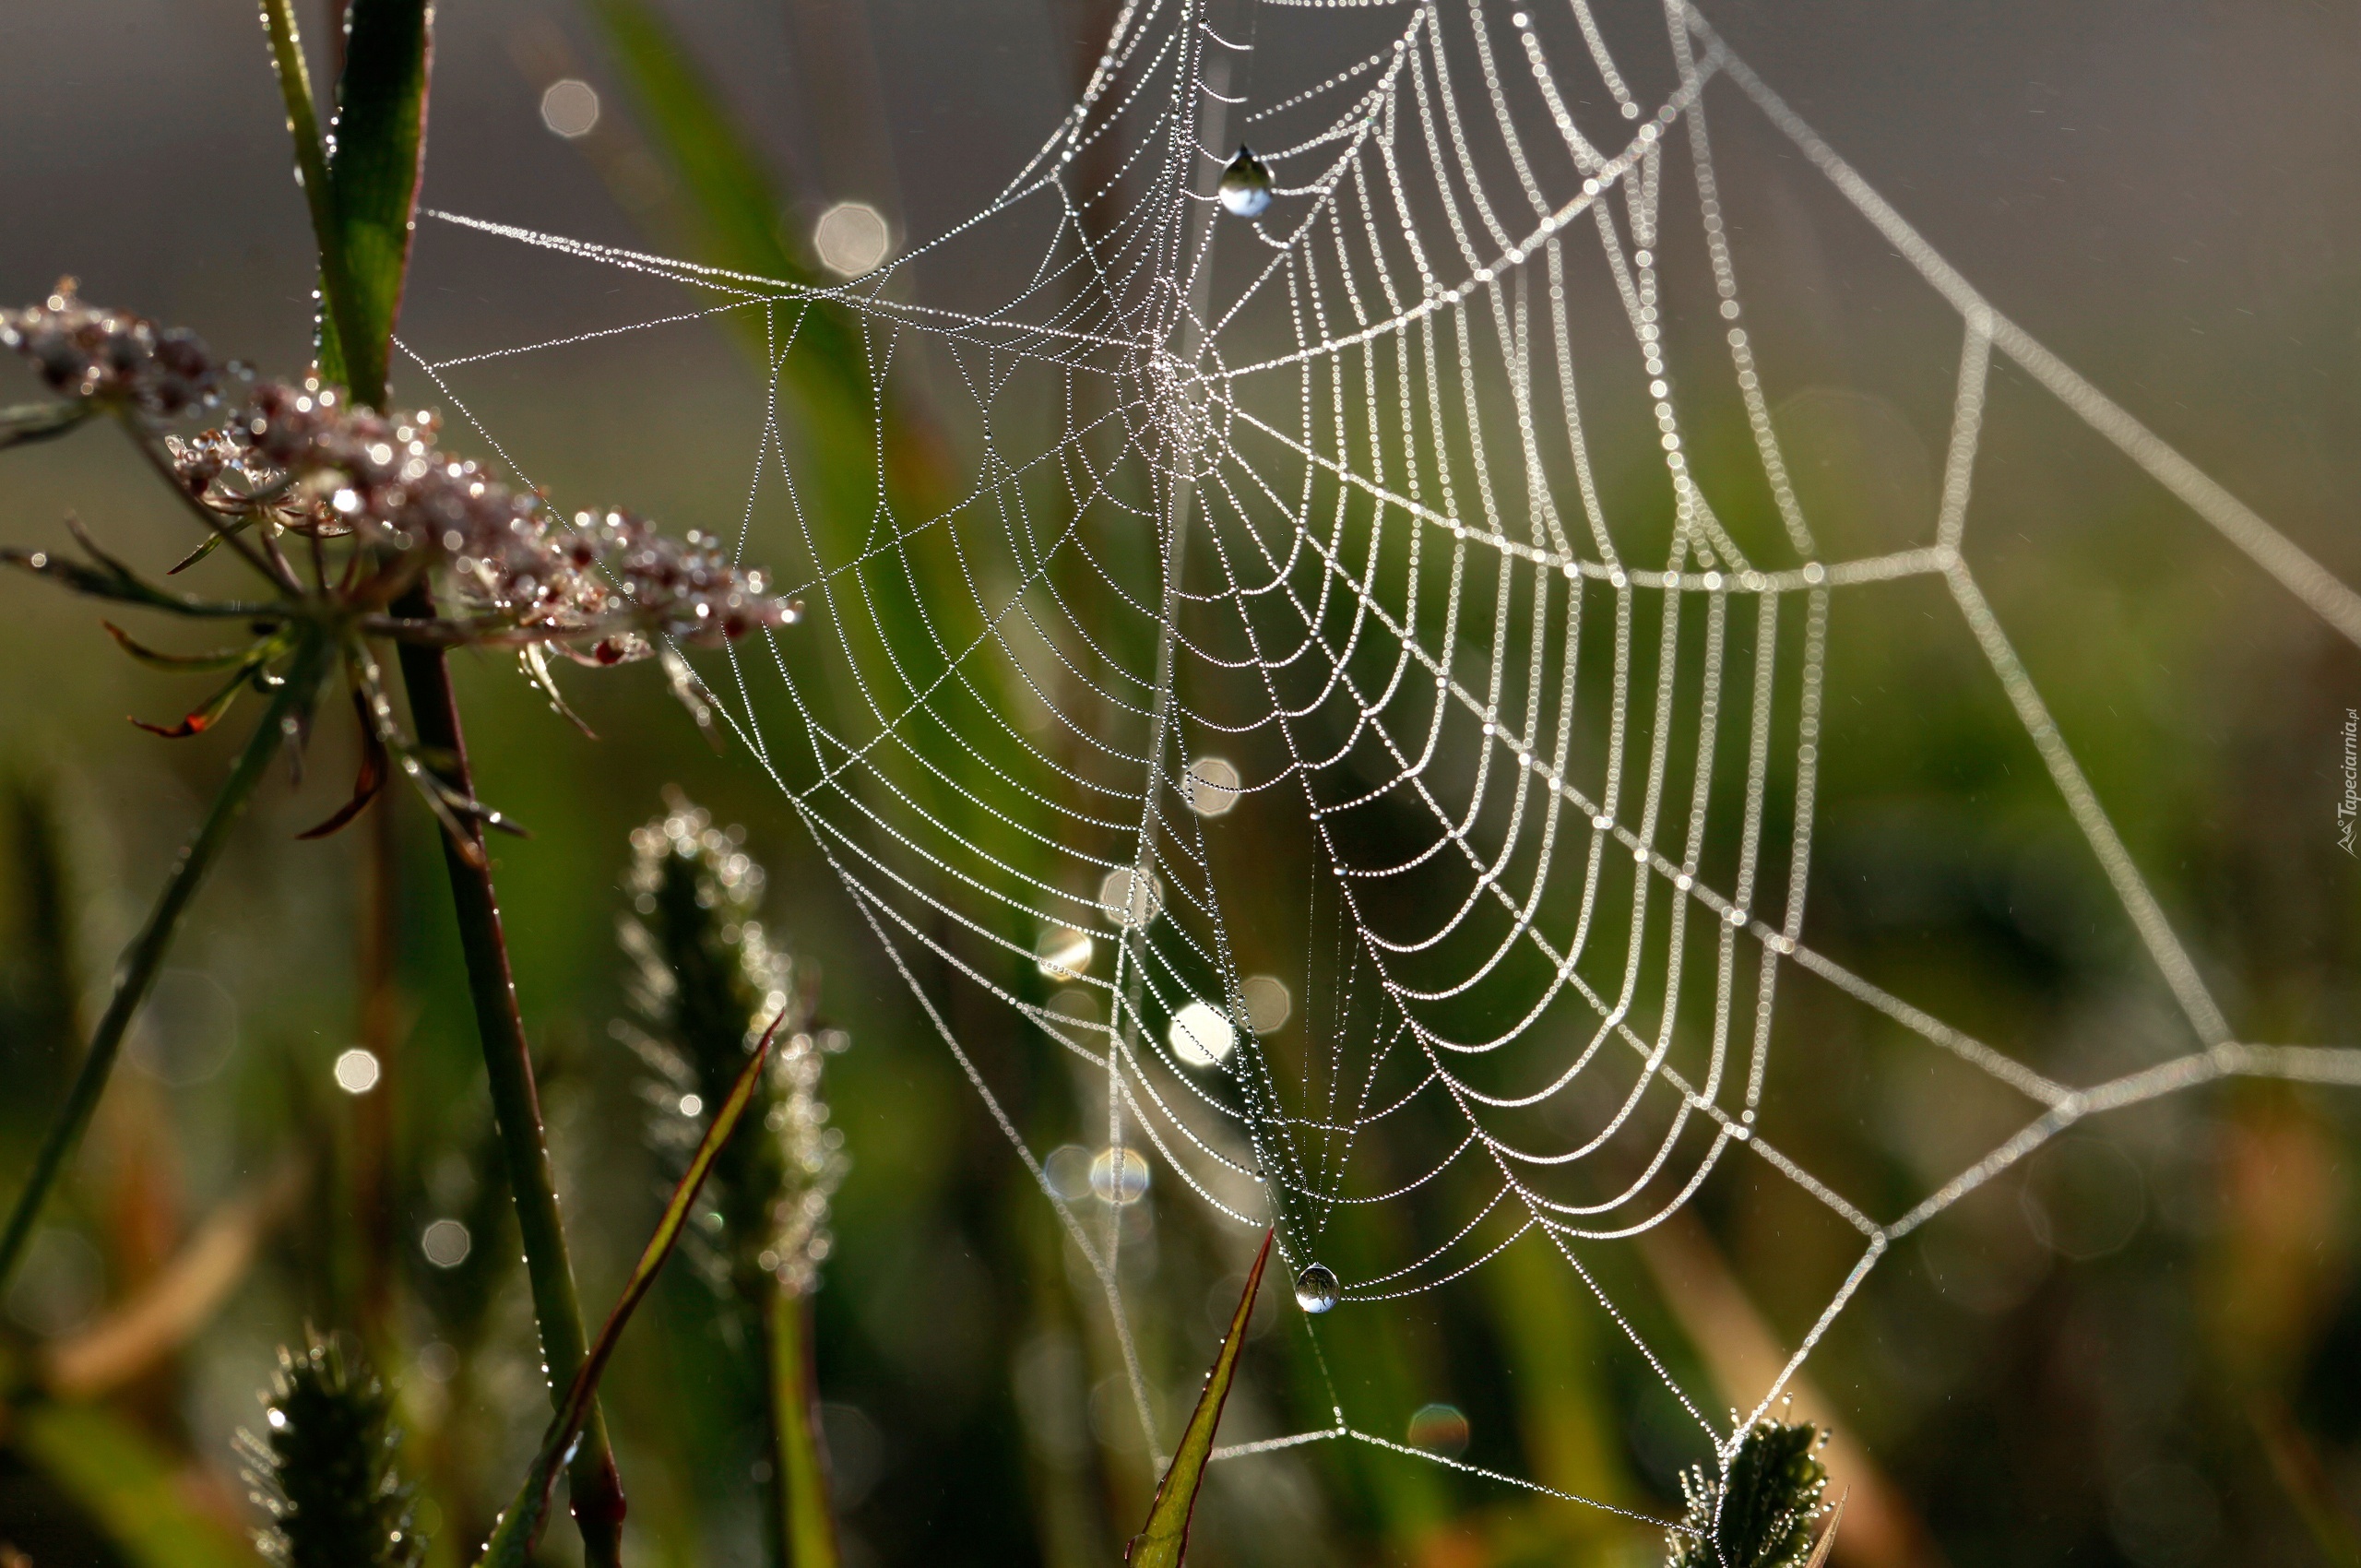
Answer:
[
  {"left": 393, "top": 624, "right": 624, "bottom": 1567},
  {"left": 0, "top": 642, "right": 326, "bottom": 1297},
  {"left": 765, "top": 1289, "right": 841, "bottom": 1568}
]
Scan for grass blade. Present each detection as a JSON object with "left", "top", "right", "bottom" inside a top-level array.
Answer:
[
  {"left": 585, "top": 0, "right": 866, "bottom": 386},
  {"left": 475, "top": 1010, "right": 788, "bottom": 1568},
  {"left": 1124, "top": 1229, "right": 1274, "bottom": 1568},
  {"left": 0, "top": 399, "right": 95, "bottom": 450},
  {"left": 18, "top": 1403, "right": 267, "bottom": 1568},
  {"left": 0, "top": 636, "right": 328, "bottom": 1297},
  {"left": 327, "top": 0, "right": 433, "bottom": 408},
  {"left": 255, "top": 0, "right": 353, "bottom": 386}
]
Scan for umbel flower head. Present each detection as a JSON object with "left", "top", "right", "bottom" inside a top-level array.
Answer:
[
  {"left": 1667, "top": 1418, "right": 1832, "bottom": 1568},
  {"left": 0, "top": 286, "right": 801, "bottom": 847},
  {"left": 167, "top": 378, "right": 796, "bottom": 661},
  {"left": 234, "top": 1335, "right": 424, "bottom": 1568},
  {"left": 616, "top": 790, "right": 848, "bottom": 1298},
  {"left": 0, "top": 279, "right": 222, "bottom": 416}
]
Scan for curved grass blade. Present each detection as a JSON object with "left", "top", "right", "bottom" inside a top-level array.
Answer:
[
  {"left": 474, "top": 1010, "right": 788, "bottom": 1568},
  {"left": 103, "top": 622, "right": 273, "bottom": 672},
  {"left": 0, "top": 399, "right": 95, "bottom": 450},
  {"left": 130, "top": 657, "right": 270, "bottom": 738},
  {"left": 295, "top": 693, "right": 389, "bottom": 838},
  {"left": 166, "top": 517, "right": 249, "bottom": 575},
  {"left": 1125, "top": 1229, "right": 1274, "bottom": 1568},
  {"left": 1801, "top": 1490, "right": 1846, "bottom": 1568}
]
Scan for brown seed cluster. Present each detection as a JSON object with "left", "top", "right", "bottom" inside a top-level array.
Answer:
[{"left": 0, "top": 279, "right": 220, "bottom": 416}]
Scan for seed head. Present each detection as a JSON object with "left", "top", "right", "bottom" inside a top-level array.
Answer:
[
  {"left": 616, "top": 790, "right": 847, "bottom": 1298},
  {"left": 234, "top": 1335, "right": 424, "bottom": 1568},
  {"left": 1667, "top": 1419, "right": 1831, "bottom": 1568}
]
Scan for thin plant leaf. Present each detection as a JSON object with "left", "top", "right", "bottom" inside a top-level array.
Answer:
[
  {"left": 1124, "top": 1229, "right": 1274, "bottom": 1568},
  {"left": 1801, "top": 1489, "right": 1846, "bottom": 1568},
  {"left": 295, "top": 693, "right": 389, "bottom": 838},
  {"left": 0, "top": 399, "right": 95, "bottom": 450},
  {"left": 475, "top": 1010, "right": 788, "bottom": 1568},
  {"left": 130, "top": 658, "right": 269, "bottom": 739},
  {"left": 103, "top": 621, "right": 275, "bottom": 672},
  {"left": 5, "top": 513, "right": 279, "bottom": 620},
  {"left": 767, "top": 1291, "right": 841, "bottom": 1568},
  {"left": 328, "top": 0, "right": 433, "bottom": 408},
  {"left": 166, "top": 517, "right": 249, "bottom": 575},
  {"left": 520, "top": 641, "right": 597, "bottom": 738}
]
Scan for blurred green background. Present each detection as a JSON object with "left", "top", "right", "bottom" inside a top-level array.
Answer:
[{"left": 2, "top": 3, "right": 2359, "bottom": 1567}]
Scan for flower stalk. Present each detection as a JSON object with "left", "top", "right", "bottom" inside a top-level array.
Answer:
[{"left": 397, "top": 628, "right": 627, "bottom": 1557}]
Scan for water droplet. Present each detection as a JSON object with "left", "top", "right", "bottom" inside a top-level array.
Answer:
[
  {"left": 1294, "top": 1263, "right": 1339, "bottom": 1313},
  {"left": 540, "top": 78, "right": 600, "bottom": 139},
  {"left": 421, "top": 1218, "right": 473, "bottom": 1269},
  {"left": 1182, "top": 754, "right": 1242, "bottom": 815},
  {"left": 1218, "top": 146, "right": 1273, "bottom": 218}
]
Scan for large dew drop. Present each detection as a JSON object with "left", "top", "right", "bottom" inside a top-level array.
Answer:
[
  {"left": 1293, "top": 1262, "right": 1339, "bottom": 1313},
  {"left": 1218, "top": 146, "right": 1273, "bottom": 218}
]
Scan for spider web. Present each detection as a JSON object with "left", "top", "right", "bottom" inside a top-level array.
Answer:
[{"left": 398, "top": 0, "right": 2361, "bottom": 1529}]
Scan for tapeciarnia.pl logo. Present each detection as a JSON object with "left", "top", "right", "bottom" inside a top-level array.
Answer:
[{"left": 2339, "top": 707, "right": 2358, "bottom": 858}]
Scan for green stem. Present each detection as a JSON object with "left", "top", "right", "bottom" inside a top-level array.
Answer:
[
  {"left": 393, "top": 623, "right": 624, "bottom": 1568},
  {"left": 765, "top": 1289, "right": 841, "bottom": 1568},
  {"left": 0, "top": 641, "right": 326, "bottom": 1295}
]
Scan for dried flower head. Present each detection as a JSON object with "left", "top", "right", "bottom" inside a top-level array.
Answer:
[
  {"left": 1667, "top": 1418, "right": 1831, "bottom": 1568},
  {"left": 1, "top": 279, "right": 221, "bottom": 416},
  {"left": 234, "top": 1335, "right": 424, "bottom": 1568},
  {"left": 615, "top": 790, "right": 847, "bottom": 1298}
]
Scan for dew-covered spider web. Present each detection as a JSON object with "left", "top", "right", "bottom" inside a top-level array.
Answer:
[{"left": 397, "top": 0, "right": 2361, "bottom": 1531}]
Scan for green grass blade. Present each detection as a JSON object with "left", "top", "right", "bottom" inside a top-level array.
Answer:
[
  {"left": 18, "top": 1402, "right": 267, "bottom": 1568},
  {"left": 475, "top": 1011, "right": 788, "bottom": 1568},
  {"left": 255, "top": 0, "right": 352, "bottom": 387},
  {"left": 1124, "top": 1229, "right": 1274, "bottom": 1568},
  {"left": 326, "top": 0, "right": 432, "bottom": 408},
  {"left": 585, "top": 0, "right": 863, "bottom": 386},
  {"left": 0, "top": 399, "right": 95, "bottom": 450}
]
